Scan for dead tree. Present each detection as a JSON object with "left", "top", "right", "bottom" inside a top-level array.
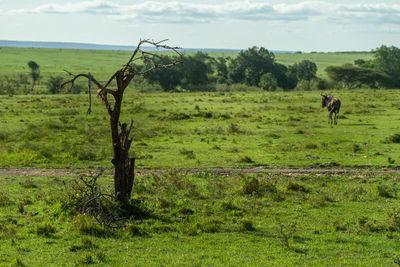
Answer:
[{"left": 62, "top": 39, "right": 182, "bottom": 203}]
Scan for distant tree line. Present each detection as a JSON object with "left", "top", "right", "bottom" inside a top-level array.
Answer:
[
  {"left": 326, "top": 45, "right": 400, "bottom": 89},
  {"left": 1, "top": 45, "right": 400, "bottom": 95},
  {"left": 143, "top": 47, "right": 320, "bottom": 92},
  {"left": 143, "top": 45, "right": 400, "bottom": 92}
]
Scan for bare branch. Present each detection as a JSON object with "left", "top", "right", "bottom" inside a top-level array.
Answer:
[
  {"left": 62, "top": 72, "right": 103, "bottom": 91},
  {"left": 62, "top": 71, "right": 116, "bottom": 115}
]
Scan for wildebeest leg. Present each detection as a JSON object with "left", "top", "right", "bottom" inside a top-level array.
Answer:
[
  {"left": 334, "top": 112, "right": 338, "bottom": 125},
  {"left": 328, "top": 111, "right": 333, "bottom": 124}
]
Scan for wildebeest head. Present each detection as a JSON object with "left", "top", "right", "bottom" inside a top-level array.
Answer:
[
  {"left": 321, "top": 93, "right": 332, "bottom": 108},
  {"left": 321, "top": 93, "right": 328, "bottom": 108}
]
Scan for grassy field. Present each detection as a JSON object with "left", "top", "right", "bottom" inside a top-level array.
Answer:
[
  {"left": 275, "top": 52, "right": 374, "bottom": 77},
  {"left": 0, "top": 90, "right": 399, "bottom": 169},
  {"left": 0, "top": 47, "right": 373, "bottom": 83},
  {"left": 1, "top": 47, "right": 398, "bottom": 266},
  {"left": 1, "top": 170, "right": 400, "bottom": 266}
]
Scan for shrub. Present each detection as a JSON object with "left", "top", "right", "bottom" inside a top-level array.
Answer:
[
  {"left": 74, "top": 215, "right": 108, "bottom": 237},
  {"left": 46, "top": 75, "right": 64, "bottom": 94},
  {"left": 241, "top": 219, "right": 255, "bottom": 231},
  {"left": 352, "top": 143, "right": 362, "bottom": 153},
  {"left": 304, "top": 143, "right": 318, "bottom": 149},
  {"left": 183, "top": 220, "right": 221, "bottom": 236},
  {"left": 35, "top": 222, "right": 57, "bottom": 237},
  {"left": 10, "top": 257, "right": 25, "bottom": 267},
  {"left": 0, "top": 131, "right": 10, "bottom": 141},
  {"left": 17, "top": 202, "right": 24, "bottom": 214},
  {"left": 386, "top": 134, "right": 400, "bottom": 143},
  {"left": 126, "top": 223, "right": 146, "bottom": 236},
  {"left": 179, "top": 148, "right": 196, "bottom": 159},
  {"left": 219, "top": 200, "right": 240, "bottom": 211},
  {"left": 168, "top": 112, "right": 191, "bottom": 120},
  {"left": 239, "top": 155, "right": 254, "bottom": 163},
  {"left": 78, "top": 254, "right": 95, "bottom": 265},
  {"left": 0, "top": 192, "right": 12, "bottom": 207},
  {"left": 241, "top": 176, "right": 260, "bottom": 195},
  {"left": 277, "top": 219, "right": 297, "bottom": 248},
  {"left": 96, "top": 251, "right": 106, "bottom": 263},
  {"left": 259, "top": 73, "right": 278, "bottom": 91},
  {"left": 388, "top": 209, "right": 400, "bottom": 232},
  {"left": 378, "top": 184, "right": 396, "bottom": 198},
  {"left": 312, "top": 193, "right": 335, "bottom": 208},
  {"left": 19, "top": 179, "right": 38, "bottom": 189},
  {"left": 228, "top": 122, "right": 240, "bottom": 134},
  {"left": 287, "top": 181, "right": 311, "bottom": 193}
]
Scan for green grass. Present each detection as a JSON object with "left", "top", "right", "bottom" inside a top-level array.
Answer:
[
  {"left": 275, "top": 52, "right": 374, "bottom": 78},
  {"left": 0, "top": 89, "right": 399, "bottom": 169},
  {"left": 0, "top": 47, "right": 132, "bottom": 81},
  {"left": 1, "top": 171, "right": 400, "bottom": 265}
]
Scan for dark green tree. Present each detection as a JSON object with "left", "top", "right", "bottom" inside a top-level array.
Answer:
[
  {"left": 259, "top": 73, "right": 278, "bottom": 91},
  {"left": 293, "top": 60, "right": 317, "bottom": 90},
  {"left": 27, "top": 61, "right": 40, "bottom": 92},
  {"left": 179, "top": 52, "right": 213, "bottom": 87},
  {"left": 272, "top": 63, "right": 297, "bottom": 91},
  {"left": 213, "top": 57, "right": 229, "bottom": 83},
  {"left": 374, "top": 45, "right": 400, "bottom": 87},
  {"left": 227, "top": 46, "right": 275, "bottom": 86},
  {"left": 354, "top": 59, "right": 374, "bottom": 68},
  {"left": 145, "top": 52, "right": 212, "bottom": 91},
  {"left": 144, "top": 55, "right": 182, "bottom": 91},
  {"left": 326, "top": 65, "right": 390, "bottom": 89}
]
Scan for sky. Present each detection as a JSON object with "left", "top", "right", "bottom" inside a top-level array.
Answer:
[{"left": 1, "top": 0, "right": 400, "bottom": 52}]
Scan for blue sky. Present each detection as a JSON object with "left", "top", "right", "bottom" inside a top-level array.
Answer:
[{"left": 1, "top": 0, "right": 400, "bottom": 51}]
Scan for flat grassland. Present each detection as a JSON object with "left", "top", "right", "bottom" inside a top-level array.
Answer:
[
  {"left": 0, "top": 47, "right": 373, "bottom": 81},
  {"left": 0, "top": 90, "right": 399, "bottom": 169},
  {"left": 0, "top": 47, "right": 399, "bottom": 266}
]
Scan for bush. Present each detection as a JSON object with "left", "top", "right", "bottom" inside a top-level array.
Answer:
[
  {"left": 0, "top": 192, "right": 12, "bottom": 207},
  {"left": 259, "top": 73, "right": 278, "bottom": 91},
  {"left": 36, "top": 222, "right": 57, "bottom": 237},
  {"left": 378, "top": 184, "right": 396, "bottom": 198},
  {"left": 287, "top": 181, "right": 311, "bottom": 193},
  {"left": 74, "top": 215, "right": 108, "bottom": 237},
  {"left": 228, "top": 122, "right": 240, "bottom": 134},
  {"left": 126, "top": 223, "right": 146, "bottom": 236},
  {"left": 239, "top": 155, "right": 254, "bottom": 164},
  {"left": 78, "top": 254, "right": 95, "bottom": 265},
  {"left": 46, "top": 75, "right": 64, "bottom": 94},
  {"left": 241, "top": 219, "right": 255, "bottom": 231},
  {"left": 304, "top": 143, "right": 318, "bottom": 149},
  {"left": 10, "top": 257, "right": 25, "bottom": 267},
  {"left": 168, "top": 112, "right": 191, "bottom": 120},
  {"left": 386, "top": 134, "right": 400, "bottom": 144},
  {"left": 352, "top": 143, "right": 362, "bottom": 153},
  {"left": 179, "top": 148, "right": 196, "bottom": 159},
  {"left": 241, "top": 176, "right": 260, "bottom": 195}
]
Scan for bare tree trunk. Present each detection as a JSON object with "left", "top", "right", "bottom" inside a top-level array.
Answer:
[
  {"left": 31, "top": 80, "right": 36, "bottom": 92},
  {"left": 110, "top": 91, "right": 135, "bottom": 203}
]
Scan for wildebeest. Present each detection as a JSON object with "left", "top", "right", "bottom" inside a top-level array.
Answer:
[{"left": 321, "top": 93, "right": 341, "bottom": 125}]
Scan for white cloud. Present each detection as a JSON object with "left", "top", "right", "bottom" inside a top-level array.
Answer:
[{"left": 4, "top": 1, "right": 400, "bottom": 25}]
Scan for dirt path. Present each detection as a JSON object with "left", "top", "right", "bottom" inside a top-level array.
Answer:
[{"left": 0, "top": 167, "right": 399, "bottom": 177}]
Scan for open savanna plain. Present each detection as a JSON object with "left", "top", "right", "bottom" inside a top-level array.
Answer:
[
  {"left": 0, "top": 90, "right": 399, "bottom": 169},
  {"left": 0, "top": 47, "right": 373, "bottom": 84},
  {"left": 0, "top": 47, "right": 400, "bottom": 266},
  {"left": 1, "top": 90, "right": 400, "bottom": 265}
]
